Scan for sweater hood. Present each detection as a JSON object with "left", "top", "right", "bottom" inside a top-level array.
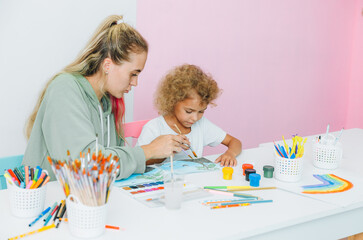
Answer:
[{"left": 74, "top": 73, "right": 112, "bottom": 117}]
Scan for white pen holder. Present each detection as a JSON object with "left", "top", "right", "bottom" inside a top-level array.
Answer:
[
  {"left": 313, "top": 136, "right": 342, "bottom": 169},
  {"left": 66, "top": 194, "right": 108, "bottom": 238},
  {"left": 7, "top": 181, "right": 47, "bottom": 218},
  {"left": 274, "top": 153, "right": 304, "bottom": 182}
]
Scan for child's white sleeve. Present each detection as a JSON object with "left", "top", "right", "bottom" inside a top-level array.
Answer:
[
  {"left": 201, "top": 117, "right": 227, "bottom": 147},
  {"left": 136, "top": 121, "right": 160, "bottom": 146}
]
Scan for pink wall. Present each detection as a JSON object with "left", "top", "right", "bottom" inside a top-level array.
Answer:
[
  {"left": 135, "top": 0, "right": 357, "bottom": 153},
  {"left": 346, "top": 0, "right": 363, "bottom": 129}
]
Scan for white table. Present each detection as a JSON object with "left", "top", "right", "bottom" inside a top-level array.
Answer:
[{"left": 1, "top": 129, "right": 363, "bottom": 240}]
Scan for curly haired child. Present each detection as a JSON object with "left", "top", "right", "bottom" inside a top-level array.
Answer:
[{"left": 137, "top": 64, "right": 242, "bottom": 167}]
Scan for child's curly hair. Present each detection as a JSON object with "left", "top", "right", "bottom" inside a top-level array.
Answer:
[{"left": 155, "top": 64, "right": 221, "bottom": 115}]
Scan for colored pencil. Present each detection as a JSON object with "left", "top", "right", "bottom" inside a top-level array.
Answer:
[
  {"left": 228, "top": 187, "right": 277, "bottom": 192},
  {"left": 210, "top": 203, "right": 250, "bottom": 209},
  {"left": 58, "top": 218, "right": 121, "bottom": 230},
  {"left": 206, "top": 189, "right": 258, "bottom": 199},
  {"left": 8, "top": 224, "right": 55, "bottom": 240}
]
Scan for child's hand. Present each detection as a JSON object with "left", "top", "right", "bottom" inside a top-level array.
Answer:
[{"left": 215, "top": 152, "right": 237, "bottom": 167}]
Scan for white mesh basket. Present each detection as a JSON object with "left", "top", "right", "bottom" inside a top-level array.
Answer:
[
  {"left": 66, "top": 195, "right": 107, "bottom": 238},
  {"left": 274, "top": 153, "right": 304, "bottom": 182},
  {"left": 7, "top": 181, "right": 47, "bottom": 218},
  {"left": 313, "top": 140, "right": 342, "bottom": 170}
]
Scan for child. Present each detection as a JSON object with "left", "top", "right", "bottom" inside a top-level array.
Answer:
[{"left": 137, "top": 64, "right": 242, "bottom": 167}]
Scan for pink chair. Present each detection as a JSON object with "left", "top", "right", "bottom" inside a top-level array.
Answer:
[{"left": 123, "top": 119, "right": 150, "bottom": 138}]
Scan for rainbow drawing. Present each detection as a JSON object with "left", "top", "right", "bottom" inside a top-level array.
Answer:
[{"left": 302, "top": 174, "right": 353, "bottom": 194}]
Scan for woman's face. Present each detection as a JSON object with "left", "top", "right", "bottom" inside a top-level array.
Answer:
[{"left": 105, "top": 51, "right": 147, "bottom": 99}]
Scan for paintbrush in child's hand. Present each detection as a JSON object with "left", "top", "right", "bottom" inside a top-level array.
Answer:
[{"left": 174, "top": 124, "right": 198, "bottom": 158}]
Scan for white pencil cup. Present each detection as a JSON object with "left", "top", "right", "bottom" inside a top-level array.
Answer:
[
  {"left": 66, "top": 195, "right": 108, "bottom": 238},
  {"left": 7, "top": 181, "right": 47, "bottom": 218},
  {"left": 313, "top": 137, "right": 342, "bottom": 170},
  {"left": 274, "top": 153, "right": 304, "bottom": 182}
]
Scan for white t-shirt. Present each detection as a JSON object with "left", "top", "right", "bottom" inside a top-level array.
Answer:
[{"left": 136, "top": 116, "right": 227, "bottom": 161}]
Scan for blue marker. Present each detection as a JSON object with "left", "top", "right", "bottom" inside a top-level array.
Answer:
[{"left": 29, "top": 206, "right": 51, "bottom": 227}]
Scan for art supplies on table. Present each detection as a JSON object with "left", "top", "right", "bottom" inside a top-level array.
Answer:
[
  {"left": 58, "top": 218, "right": 123, "bottom": 230},
  {"left": 274, "top": 135, "right": 305, "bottom": 182},
  {"left": 5, "top": 166, "right": 50, "bottom": 218},
  {"left": 274, "top": 135, "right": 307, "bottom": 159},
  {"left": 201, "top": 198, "right": 273, "bottom": 210},
  {"left": 119, "top": 179, "right": 210, "bottom": 208},
  {"left": 47, "top": 150, "right": 119, "bottom": 206},
  {"left": 8, "top": 223, "right": 56, "bottom": 240},
  {"left": 114, "top": 157, "right": 221, "bottom": 188},
  {"left": 204, "top": 186, "right": 277, "bottom": 192},
  {"left": 48, "top": 148, "right": 119, "bottom": 238},
  {"left": 5, "top": 166, "right": 50, "bottom": 189},
  {"left": 302, "top": 174, "right": 353, "bottom": 194},
  {"left": 313, "top": 127, "right": 344, "bottom": 169}
]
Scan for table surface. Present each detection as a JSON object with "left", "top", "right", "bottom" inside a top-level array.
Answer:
[{"left": 1, "top": 128, "right": 363, "bottom": 240}]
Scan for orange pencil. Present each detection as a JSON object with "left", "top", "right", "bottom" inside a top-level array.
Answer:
[{"left": 58, "top": 218, "right": 121, "bottom": 230}]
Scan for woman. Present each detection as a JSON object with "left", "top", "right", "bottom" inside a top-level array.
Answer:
[{"left": 23, "top": 15, "right": 190, "bottom": 180}]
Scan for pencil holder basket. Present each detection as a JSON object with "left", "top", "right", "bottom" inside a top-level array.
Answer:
[
  {"left": 313, "top": 139, "right": 342, "bottom": 170},
  {"left": 274, "top": 153, "right": 304, "bottom": 182},
  {"left": 7, "top": 181, "right": 47, "bottom": 218},
  {"left": 66, "top": 195, "right": 108, "bottom": 238}
]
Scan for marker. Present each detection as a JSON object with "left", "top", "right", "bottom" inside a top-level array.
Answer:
[
  {"left": 43, "top": 202, "right": 57, "bottom": 221},
  {"left": 4, "top": 172, "right": 15, "bottom": 185},
  {"left": 26, "top": 180, "right": 33, "bottom": 189},
  {"left": 29, "top": 207, "right": 51, "bottom": 227},
  {"left": 7, "top": 169, "right": 20, "bottom": 185}
]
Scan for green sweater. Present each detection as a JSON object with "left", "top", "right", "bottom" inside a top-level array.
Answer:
[{"left": 23, "top": 73, "right": 146, "bottom": 181}]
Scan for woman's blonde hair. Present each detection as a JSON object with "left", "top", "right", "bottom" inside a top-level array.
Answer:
[
  {"left": 155, "top": 64, "right": 221, "bottom": 115},
  {"left": 25, "top": 15, "right": 148, "bottom": 139}
]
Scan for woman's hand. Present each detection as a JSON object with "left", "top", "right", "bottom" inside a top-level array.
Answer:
[
  {"left": 141, "top": 134, "right": 190, "bottom": 160},
  {"left": 215, "top": 151, "right": 237, "bottom": 167}
]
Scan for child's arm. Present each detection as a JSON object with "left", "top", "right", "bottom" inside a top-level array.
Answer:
[{"left": 215, "top": 134, "right": 242, "bottom": 167}]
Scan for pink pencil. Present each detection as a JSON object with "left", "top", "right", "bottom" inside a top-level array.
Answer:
[{"left": 25, "top": 166, "right": 29, "bottom": 186}]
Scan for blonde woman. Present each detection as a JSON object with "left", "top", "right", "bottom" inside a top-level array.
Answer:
[{"left": 23, "top": 15, "right": 190, "bottom": 180}]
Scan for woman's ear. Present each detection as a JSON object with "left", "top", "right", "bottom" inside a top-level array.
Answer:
[{"left": 103, "top": 58, "right": 112, "bottom": 74}]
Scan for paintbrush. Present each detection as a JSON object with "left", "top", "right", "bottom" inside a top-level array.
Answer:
[{"left": 174, "top": 124, "right": 198, "bottom": 158}]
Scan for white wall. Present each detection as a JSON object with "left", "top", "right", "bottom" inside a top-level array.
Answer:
[{"left": 0, "top": 0, "right": 137, "bottom": 157}]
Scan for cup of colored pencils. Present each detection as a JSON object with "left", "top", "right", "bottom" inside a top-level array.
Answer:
[
  {"left": 47, "top": 150, "right": 119, "bottom": 238},
  {"left": 5, "top": 166, "right": 50, "bottom": 218},
  {"left": 273, "top": 135, "right": 305, "bottom": 182}
]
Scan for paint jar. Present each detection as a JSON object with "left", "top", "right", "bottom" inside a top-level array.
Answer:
[
  {"left": 242, "top": 164, "right": 254, "bottom": 176},
  {"left": 164, "top": 175, "right": 184, "bottom": 210},
  {"left": 245, "top": 169, "right": 256, "bottom": 181},
  {"left": 222, "top": 167, "right": 234, "bottom": 180},
  {"left": 313, "top": 135, "right": 342, "bottom": 170},
  {"left": 249, "top": 173, "right": 261, "bottom": 187},
  {"left": 274, "top": 152, "right": 303, "bottom": 182},
  {"left": 263, "top": 165, "right": 274, "bottom": 178},
  {"left": 66, "top": 194, "right": 108, "bottom": 238},
  {"left": 7, "top": 180, "right": 47, "bottom": 218}
]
